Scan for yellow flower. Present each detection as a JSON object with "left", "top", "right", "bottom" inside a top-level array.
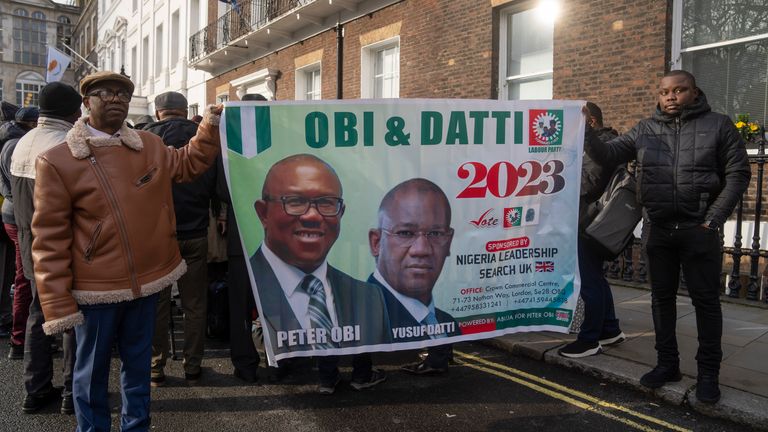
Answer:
[
  {"left": 750, "top": 123, "right": 759, "bottom": 132},
  {"left": 736, "top": 121, "right": 746, "bottom": 128}
]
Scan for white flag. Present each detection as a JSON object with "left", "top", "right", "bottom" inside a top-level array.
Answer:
[{"left": 46, "top": 46, "right": 71, "bottom": 83}]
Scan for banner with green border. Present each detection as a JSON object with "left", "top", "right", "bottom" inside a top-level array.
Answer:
[{"left": 220, "top": 99, "right": 584, "bottom": 365}]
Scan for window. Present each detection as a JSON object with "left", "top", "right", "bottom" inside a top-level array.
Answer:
[
  {"left": 672, "top": 0, "right": 768, "bottom": 125},
  {"left": 217, "top": 94, "right": 229, "bottom": 103},
  {"left": 131, "top": 46, "right": 137, "bottom": 79},
  {"left": 498, "top": 5, "right": 554, "bottom": 100},
  {"left": 13, "top": 9, "right": 47, "bottom": 66},
  {"left": 57, "top": 16, "right": 72, "bottom": 52},
  {"left": 190, "top": 0, "right": 200, "bottom": 33},
  {"left": 170, "top": 11, "right": 180, "bottom": 67},
  {"left": 16, "top": 72, "right": 46, "bottom": 106},
  {"left": 91, "top": 16, "right": 97, "bottom": 50},
  {"left": 361, "top": 38, "right": 399, "bottom": 98},
  {"left": 142, "top": 36, "right": 149, "bottom": 83},
  {"left": 296, "top": 63, "right": 321, "bottom": 100},
  {"left": 189, "top": 104, "right": 199, "bottom": 117},
  {"left": 120, "top": 41, "right": 126, "bottom": 73},
  {"left": 155, "top": 24, "right": 164, "bottom": 73}
]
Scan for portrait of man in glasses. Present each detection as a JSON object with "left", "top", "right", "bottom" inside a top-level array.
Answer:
[
  {"left": 368, "top": 178, "right": 460, "bottom": 341},
  {"left": 249, "top": 154, "right": 390, "bottom": 357}
]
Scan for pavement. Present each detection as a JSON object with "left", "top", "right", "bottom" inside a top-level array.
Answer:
[{"left": 486, "top": 282, "right": 768, "bottom": 430}]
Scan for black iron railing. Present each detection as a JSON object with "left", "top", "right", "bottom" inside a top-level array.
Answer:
[
  {"left": 189, "top": 0, "right": 311, "bottom": 62},
  {"left": 607, "top": 137, "right": 768, "bottom": 304}
]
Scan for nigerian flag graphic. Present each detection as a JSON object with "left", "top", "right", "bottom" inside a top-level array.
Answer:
[{"left": 224, "top": 105, "right": 272, "bottom": 158}]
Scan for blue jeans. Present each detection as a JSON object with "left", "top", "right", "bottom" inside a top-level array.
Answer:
[
  {"left": 577, "top": 240, "right": 621, "bottom": 343},
  {"left": 74, "top": 294, "right": 158, "bottom": 432}
]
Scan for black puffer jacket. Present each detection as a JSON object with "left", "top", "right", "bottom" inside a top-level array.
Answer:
[
  {"left": 585, "top": 92, "right": 750, "bottom": 227},
  {"left": 0, "top": 138, "right": 20, "bottom": 224},
  {"left": 578, "top": 127, "right": 619, "bottom": 230},
  {"left": 0, "top": 121, "right": 27, "bottom": 147},
  {"left": 144, "top": 117, "right": 218, "bottom": 239}
]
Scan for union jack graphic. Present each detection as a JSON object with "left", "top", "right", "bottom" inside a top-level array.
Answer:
[{"left": 535, "top": 261, "right": 555, "bottom": 272}]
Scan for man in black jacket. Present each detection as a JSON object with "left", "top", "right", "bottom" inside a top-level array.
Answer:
[
  {"left": 559, "top": 102, "right": 625, "bottom": 359},
  {"left": 0, "top": 107, "right": 38, "bottom": 338},
  {"left": 145, "top": 91, "right": 218, "bottom": 385},
  {"left": 584, "top": 70, "right": 751, "bottom": 404}
]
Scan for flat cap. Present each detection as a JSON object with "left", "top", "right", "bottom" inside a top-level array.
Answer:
[
  {"left": 154, "top": 91, "right": 188, "bottom": 111},
  {"left": 80, "top": 71, "right": 135, "bottom": 96}
]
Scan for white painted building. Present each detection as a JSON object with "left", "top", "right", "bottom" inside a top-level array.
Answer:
[{"left": 94, "top": 0, "right": 211, "bottom": 122}]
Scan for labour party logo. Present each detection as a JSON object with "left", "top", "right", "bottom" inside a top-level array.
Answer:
[
  {"left": 529, "top": 110, "right": 563, "bottom": 147},
  {"left": 503, "top": 207, "right": 522, "bottom": 228}
]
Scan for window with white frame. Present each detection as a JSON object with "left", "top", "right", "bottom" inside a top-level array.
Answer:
[
  {"left": 57, "top": 16, "right": 72, "bottom": 52},
  {"left": 155, "top": 24, "right": 164, "bottom": 73},
  {"left": 498, "top": 4, "right": 555, "bottom": 100},
  {"left": 131, "top": 45, "right": 137, "bottom": 79},
  {"left": 361, "top": 37, "right": 399, "bottom": 98},
  {"left": 170, "top": 11, "right": 180, "bottom": 68},
  {"left": 16, "top": 72, "right": 45, "bottom": 106},
  {"left": 13, "top": 9, "right": 47, "bottom": 66},
  {"left": 672, "top": 0, "right": 768, "bottom": 125},
  {"left": 296, "top": 63, "right": 321, "bottom": 100},
  {"left": 142, "top": 36, "right": 149, "bottom": 83},
  {"left": 217, "top": 94, "right": 229, "bottom": 103},
  {"left": 189, "top": 104, "right": 199, "bottom": 117}
]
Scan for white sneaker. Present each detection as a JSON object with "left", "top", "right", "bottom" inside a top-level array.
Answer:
[{"left": 599, "top": 331, "right": 626, "bottom": 346}]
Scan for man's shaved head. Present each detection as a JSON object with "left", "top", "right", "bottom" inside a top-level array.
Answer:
[{"left": 256, "top": 154, "right": 345, "bottom": 273}]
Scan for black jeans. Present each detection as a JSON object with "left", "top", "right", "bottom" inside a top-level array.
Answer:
[
  {"left": 646, "top": 224, "right": 722, "bottom": 374},
  {"left": 577, "top": 240, "right": 620, "bottom": 343},
  {"left": 318, "top": 354, "right": 372, "bottom": 385},
  {"left": 23, "top": 280, "right": 75, "bottom": 397},
  {"left": 228, "top": 253, "right": 260, "bottom": 375}
]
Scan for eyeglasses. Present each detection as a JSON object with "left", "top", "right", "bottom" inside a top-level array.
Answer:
[
  {"left": 87, "top": 89, "right": 132, "bottom": 103},
  {"left": 264, "top": 195, "right": 343, "bottom": 217},
  {"left": 380, "top": 228, "right": 454, "bottom": 247}
]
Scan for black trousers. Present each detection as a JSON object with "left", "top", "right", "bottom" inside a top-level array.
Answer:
[
  {"left": 646, "top": 224, "right": 722, "bottom": 375},
  {"left": 228, "top": 253, "right": 260, "bottom": 375},
  {"left": 23, "top": 280, "right": 75, "bottom": 397}
]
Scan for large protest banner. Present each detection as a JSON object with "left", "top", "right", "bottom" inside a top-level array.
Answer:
[{"left": 220, "top": 99, "right": 585, "bottom": 365}]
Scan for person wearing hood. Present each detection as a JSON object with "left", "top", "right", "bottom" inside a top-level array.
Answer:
[
  {"left": 584, "top": 70, "right": 751, "bottom": 404},
  {"left": 0, "top": 107, "right": 40, "bottom": 359},
  {"left": 0, "top": 106, "right": 39, "bottom": 340},
  {"left": 0, "top": 101, "right": 20, "bottom": 124},
  {"left": 0, "top": 107, "right": 39, "bottom": 147}
]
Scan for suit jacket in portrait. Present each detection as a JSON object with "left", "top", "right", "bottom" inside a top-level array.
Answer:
[
  {"left": 250, "top": 248, "right": 392, "bottom": 356},
  {"left": 367, "top": 274, "right": 460, "bottom": 342}
]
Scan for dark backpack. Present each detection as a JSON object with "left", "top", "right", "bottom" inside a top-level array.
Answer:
[
  {"left": 583, "top": 166, "right": 643, "bottom": 259},
  {"left": 207, "top": 278, "right": 230, "bottom": 340}
]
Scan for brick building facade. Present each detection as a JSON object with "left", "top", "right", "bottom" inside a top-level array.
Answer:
[{"left": 199, "top": 0, "right": 680, "bottom": 134}]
